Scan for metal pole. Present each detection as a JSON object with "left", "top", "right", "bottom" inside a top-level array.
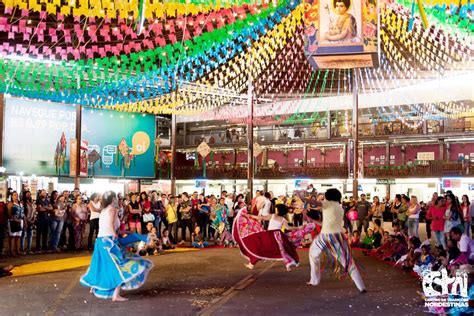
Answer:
[
  {"left": 247, "top": 77, "right": 254, "bottom": 200},
  {"left": 171, "top": 76, "right": 178, "bottom": 196},
  {"left": 170, "top": 114, "right": 177, "bottom": 195},
  {"left": 74, "top": 104, "right": 82, "bottom": 190},
  {"left": 352, "top": 69, "right": 359, "bottom": 198}
]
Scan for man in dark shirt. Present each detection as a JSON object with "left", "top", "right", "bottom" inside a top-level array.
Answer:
[
  {"left": 179, "top": 192, "right": 192, "bottom": 245},
  {"left": 36, "top": 190, "right": 52, "bottom": 252},
  {"left": 355, "top": 194, "right": 371, "bottom": 235}
]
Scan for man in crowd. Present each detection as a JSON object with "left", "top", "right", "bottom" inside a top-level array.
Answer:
[
  {"left": 36, "top": 189, "right": 52, "bottom": 252},
  {"left": 179, "top": 192, "right": 192, "bottom": 245},
  {"left": 259, "top": 192, "right": 272, "bottom": 229},
  {"left": 355, "top": 193, "right": 371, "bottom": 235},
  {"left": 59, "top": 190, "right": 75, "bottom": 250},
  {"left": 223, "top": 191, "right": 235, "bottom": 232}
]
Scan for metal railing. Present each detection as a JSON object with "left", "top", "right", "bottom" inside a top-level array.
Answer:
[{"left": 364, "top": 160, "right": 468, "bottom": 177}]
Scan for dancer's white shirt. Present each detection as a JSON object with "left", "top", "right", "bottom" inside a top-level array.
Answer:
[
  {"left": 98, "top": 206, "right": 120, "bottom": 237},
  {"left": 319, "top": 200, "right": 344, "bottom": 234},
  {"left": 268, "top": 214, "right": 287, "bottom": 230}
]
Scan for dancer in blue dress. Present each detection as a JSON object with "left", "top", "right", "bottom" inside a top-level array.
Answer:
[{"left": 80, "top": 191, "right": 154, "bottom": 301}]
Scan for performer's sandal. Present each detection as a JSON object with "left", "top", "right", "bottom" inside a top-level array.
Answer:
[{"left": 244, "top": 263, "right": 255, "bottom": 270}]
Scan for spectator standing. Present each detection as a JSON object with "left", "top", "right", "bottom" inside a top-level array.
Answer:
[
  {"left": 224, "top": 192, "right": 235, "bottom": 233},
  {"left": 87, "top": 193, "right": 102, "bottom": 250},
  {"left": 71, "top": 195, "right": 88, "bottom": 250},
  {"left": 370, "top": 196, "right": 384, "bottom": 226},
  {"left": 166, "top": 196, "right": 178, "bottom": 244},
  {"left": 383, "top": 193, "right": 392, "bottom": 222},
  {"left": 191, "top": 192, "right": 200, "bottom": 231},
  {"left": 179, "top": 193, "right": 192, "bottom": 245},
  {"left": 127, "top": 193, "right": 142, "bottom": 234},
  {"left": 390, "top": 194, "right": 402, "bottom": 223},
  {"left": 460, "top": 195, "right": 470, "bottom": 237},
  {"left": 407, "top": 196, "right": 421, "bottom": 237},
  {"left": 197, "top": 194, "right": 209, "bottom": 239},
  {"left": 150, "top": 192, "right": 163, "bottom": 237},
  {"left": 426, "top": 196, "right": 447, "bottom": 250},
  {"left": 59, "top": 190, "right": 75, "bottom": 250},
  {"left": 444, "top": 193, "right": 463, "bottom": 239},
  {"left": 21, "top": 191, "right": 35, "bottom": 254},
  {"left": 291, "top": 194, "right": 305, "bottom": 228},
  {"left": 259, "top": 192, "right": 272, "bottom": 229},
  {"left": 355, "top": 194, "right": 371, "bottom": 235},
  {"left": 50, "top": 192, "right": 67, "bottom": 252},
  {"left": 425, "top": 192, "right": 438, "bottom": 240},
  {"left": 7, "top": 191, "right": 24, "bottom": 256},
  {"left": 397, "top": 195, "right": 409, "bottom": 230},
  {"left": 36, "top": 189, "right": 52, "bottom": 252}
]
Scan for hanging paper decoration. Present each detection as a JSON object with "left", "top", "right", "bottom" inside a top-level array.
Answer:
[{"left": 0, "top": 0, "right": 469, "bottom": 118}]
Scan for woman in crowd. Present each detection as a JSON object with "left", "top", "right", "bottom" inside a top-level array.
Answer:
[
  {"left": 127, "top": 193, "right": 142, "bottom": 234},
  {"left": 71, "top": 195, "right": 88, "bottom": 250},
  {"left": 397, "top": 195, "right": 409, "bottom": 230},
  {"left": 197, "top": 194, "right": 210, "bottom": 240},
  {"left": 7, "top": 191, "right": 24, "bottom": 256},
  {"left": 117, "top": 197, "right": 126, "bottom": 231},
  {"left": 50, "top": 193, "right": 67, "bottom": 252},
  {"left": 21, "top": 191, "right": 35, "bottom": 254},
  {"left": 292, "top": 195, "right": 305, "bottom": 227},
  {"left": 370, "top": 196, "right": 384, "bottom": 226},
  {"left": 80, "top": 191, "right": 153, "bottom": 301},
  {"left": 212, "top": 197, "right": 229, "bottom": 244},
  {"left": 444, "top": 193, "right": 462, "bottom": 240},
  {"left": 150, "top": 192, "right": 163, "bottom": 237},
  {"left": 87, "top": 193, "right": 102, "bottom": 250},
  {"left": 426, "top": 196, "right": 447, "bottom": 250},
  {"left": 461, "top": 194, "right": 471, "bottom": 237},
  {"left": 407, "top": 196, "right": 421, "bottom": 237},
  {"left": 390, "top": 194, "right": 402, "bottom": 223}
]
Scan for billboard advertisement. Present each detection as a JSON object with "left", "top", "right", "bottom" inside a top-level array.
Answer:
[
  {"left": 3, "top": 98, "right": 76, "bottom": 176},
  {"left": 3, "top": 98, "right": 156, "bottom": 178},
  {"left": 304, "top": 0, "right": 379, "bottom": 69},
  {"left": 82, "top": 108, "right": 156, "bottom": 178}
]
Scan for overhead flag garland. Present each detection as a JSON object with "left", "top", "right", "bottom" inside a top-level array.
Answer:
[{"left": 0, "top": 0, "right": 471, "bottom": 115}]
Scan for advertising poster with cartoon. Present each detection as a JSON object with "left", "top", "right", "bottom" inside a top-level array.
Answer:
[{"left": 81, "top": 109, "right": 156, "bottom": 178}]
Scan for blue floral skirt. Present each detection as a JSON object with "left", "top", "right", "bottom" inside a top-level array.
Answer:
[{"left": 80, "top": 234, "right": 154, "bottom": 299}]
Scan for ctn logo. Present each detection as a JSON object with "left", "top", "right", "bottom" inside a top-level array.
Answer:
[{"left": 422, "top": 269, "right": 468, "bottom": 298}]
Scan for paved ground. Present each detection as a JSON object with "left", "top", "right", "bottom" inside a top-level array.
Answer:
[{"left": 0, "top": 248, "right": 426, "bottom": 316}]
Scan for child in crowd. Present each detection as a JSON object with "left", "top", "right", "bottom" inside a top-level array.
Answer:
[
  {"left": 396, "top": 236, "right": 421, "bottom": 270},
  {"left": 138, "top": 222, "right": 161, "bottom": 256},
  {"left": 192, "top": 226, "right": 208, "bottom": 248},
  {"left": 413, "top": 244, "right": 434, "bottom": 277},
  {"left": 361, "top": 228, "right": 375, "bottom": 249},
  {"left": 350, "top": 230, "right": 361, "bottom": 248},
  {"left": 142, "top": 201, "right": 155, "bottom": 233},
  {"left": 161, "top": 229, "right": 175, "bottom": 250}
]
